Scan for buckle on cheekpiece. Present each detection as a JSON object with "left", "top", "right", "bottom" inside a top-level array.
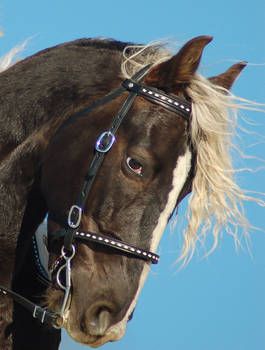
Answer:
[
  {"left": 95, "top": 131, "right": 116, "bottom": 153},
  {"left": 68, "top": 205, "right": 82, "bottom": 229}
]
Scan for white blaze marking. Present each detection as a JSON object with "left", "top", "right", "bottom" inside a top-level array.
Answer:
[{"left": 104, "top": 148, "right": 192, "bottom": 342}]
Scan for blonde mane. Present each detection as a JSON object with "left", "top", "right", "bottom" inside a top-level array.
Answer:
[
  {"left": 121, "top": 41, "right": 172, "bottom": 78},
  {"left": 122, "top": 42, "right": 265, "bottom": 264},
  {"left": 0, "top": 40, "right": 28, "bottom": 72}
]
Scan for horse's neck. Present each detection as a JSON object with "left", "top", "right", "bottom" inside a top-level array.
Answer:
[
  {"left": 0, "top": 41, "right": 122, "bottom": 162},
  {"left": 0, "top": 126, "right": 59, "bottom": 350},
  {"left": 0, "top": 124, "right": 55, "bottom": 278}
]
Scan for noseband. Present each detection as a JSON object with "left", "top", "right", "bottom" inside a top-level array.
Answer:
[{"left": 0, "top": 64, "right": 191, "bottom": 329}]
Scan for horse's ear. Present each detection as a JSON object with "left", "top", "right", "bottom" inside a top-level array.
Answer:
[
  {"left": 209, "top": 62, "right": 247, "bottom": 90},
  {"left": 144, "top": 35, "right": 213, "bottom": 92}
]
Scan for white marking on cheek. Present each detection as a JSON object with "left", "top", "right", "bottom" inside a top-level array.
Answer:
[
  {"left": 150, "top": 149, "right": 192, "bottom": 252},
  {"left": 105, "top": 148, "right": 192, "bottom": 340}
]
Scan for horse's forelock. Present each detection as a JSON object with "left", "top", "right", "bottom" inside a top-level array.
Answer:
[{"left": 121, "top": 41, "right": 173, "bottom": 79}]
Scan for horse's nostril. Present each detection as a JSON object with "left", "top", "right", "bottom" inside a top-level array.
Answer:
[{"left": 86, "top": 305, "right": 112, "bottom": 336}]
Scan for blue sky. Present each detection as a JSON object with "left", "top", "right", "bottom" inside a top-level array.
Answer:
[{"left": 0, "top": 1, "right": 264, "bottom": 349}]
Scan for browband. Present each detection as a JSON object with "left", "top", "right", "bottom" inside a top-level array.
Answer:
[{"left": 122, "top": 79, "right": 191, "bottom": 120}]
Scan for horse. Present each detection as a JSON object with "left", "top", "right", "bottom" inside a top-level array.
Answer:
[{"left": 0, "top": 35, "right": 262, "bottom": 350}]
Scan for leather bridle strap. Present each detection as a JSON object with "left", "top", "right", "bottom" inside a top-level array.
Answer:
[
  {"left": 0, "top": 285, "right": 59, "bottom": 327},
  {"left": 51, "top": 230, "right": 160, "bottom": 264},
  {"left": 122, "top": 80, "right": 191, "bottom": 121}
]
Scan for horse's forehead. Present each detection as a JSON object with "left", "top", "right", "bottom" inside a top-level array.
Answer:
[{"left": 121, "top": 101, "right": 188, "bottom": 156}]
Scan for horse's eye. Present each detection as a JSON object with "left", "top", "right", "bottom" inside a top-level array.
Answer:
[{"left": 126, "top": 157, "right": 143, "bottom": 175}]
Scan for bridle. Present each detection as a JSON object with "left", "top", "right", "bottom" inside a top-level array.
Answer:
[{"left": 0, "top": 64, "right": 191, "bottom": 329}]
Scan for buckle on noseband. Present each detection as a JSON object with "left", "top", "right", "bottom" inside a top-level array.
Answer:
[{"left": 95, "top": 131, "right": 116, "bottom": 153}]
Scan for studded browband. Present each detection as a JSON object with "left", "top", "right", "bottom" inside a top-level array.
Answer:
[{"left": 122, "top": 79, "right": 191, "bottom": 121}]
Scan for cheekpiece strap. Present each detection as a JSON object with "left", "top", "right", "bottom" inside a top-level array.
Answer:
[{"left": 63, "top": 65, "right": 153, "bottom": 251}]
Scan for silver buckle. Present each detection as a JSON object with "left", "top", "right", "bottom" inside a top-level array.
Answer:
[
  {"left": 33, "top": 306, "right": 46, "bottom": 324},
  {"left": 95, "top": 131, "right": 116, "bottom": 153},
  {"left": 56, "top": 245, "right": 76, "bottom": 321},
  {"left": 68, "top": 205, "right": 82, "bottom": 229}
]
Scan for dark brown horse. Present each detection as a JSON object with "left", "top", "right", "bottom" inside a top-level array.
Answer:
[{"left": 0, "top": 36, "right": 257, "bottom": 349}]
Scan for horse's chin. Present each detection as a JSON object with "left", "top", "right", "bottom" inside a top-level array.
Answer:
[
  {"left": 45, "top": 288, "right": 127, "bottom": 346},
  {"left": 65, "top": 313, "right": 127, "bottom": 347}
]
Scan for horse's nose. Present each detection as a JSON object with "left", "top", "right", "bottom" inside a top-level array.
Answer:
[{"left": 82, "top": 303, "right": 113, "bottom": 336}]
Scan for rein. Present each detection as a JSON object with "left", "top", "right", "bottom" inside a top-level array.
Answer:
[{"left": 0, "top": 64, "right": 191, "bottom": 329}]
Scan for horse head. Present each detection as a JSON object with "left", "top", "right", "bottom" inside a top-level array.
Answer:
[{"left": 39, "top": 36, "right": 245, "bottom": 347}]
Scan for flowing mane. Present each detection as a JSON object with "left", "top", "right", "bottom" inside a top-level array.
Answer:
[
  {"left": 0, "top": 40, "right": 28, "bottom": 72},
  {"left": 121, "top": 42, "right": 265, "bottom": 264}
]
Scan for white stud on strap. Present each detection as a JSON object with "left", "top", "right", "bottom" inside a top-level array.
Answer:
[{"left": 74, "top": 231, "right": 159, "bottom": 264}]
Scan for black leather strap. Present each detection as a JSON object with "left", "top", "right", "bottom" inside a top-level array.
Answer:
[
  {"left": 50, "top": 230, "right": 159, "bottom": 264},
  {"left": 75, "top": 231, "right": 159, "bottom": 263},
  {"left": 54, "top": 64, "right": 152, "bottom": 140},
  {"left": 53, "top": 86, "right": 125, "bottom": 139},
  {"left": 32, "top": 235, "right": 52, "bottom": 285},
  {"left": 0, "top": 285, "right": 59, "bottom": 327},
  {"left": 122, "top": 79, "right": 191, "bottom": 120},
  {"left": 76, "top": 80, "right": 140, "bottom": 207}
]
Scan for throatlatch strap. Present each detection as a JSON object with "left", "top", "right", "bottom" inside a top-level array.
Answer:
[{"left": 53, "top": 64, "right": 152, "bottom": 140}]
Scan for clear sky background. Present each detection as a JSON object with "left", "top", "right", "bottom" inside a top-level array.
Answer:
[{"left": 0, "top": 1, "right": 264, "bottom": 350}]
